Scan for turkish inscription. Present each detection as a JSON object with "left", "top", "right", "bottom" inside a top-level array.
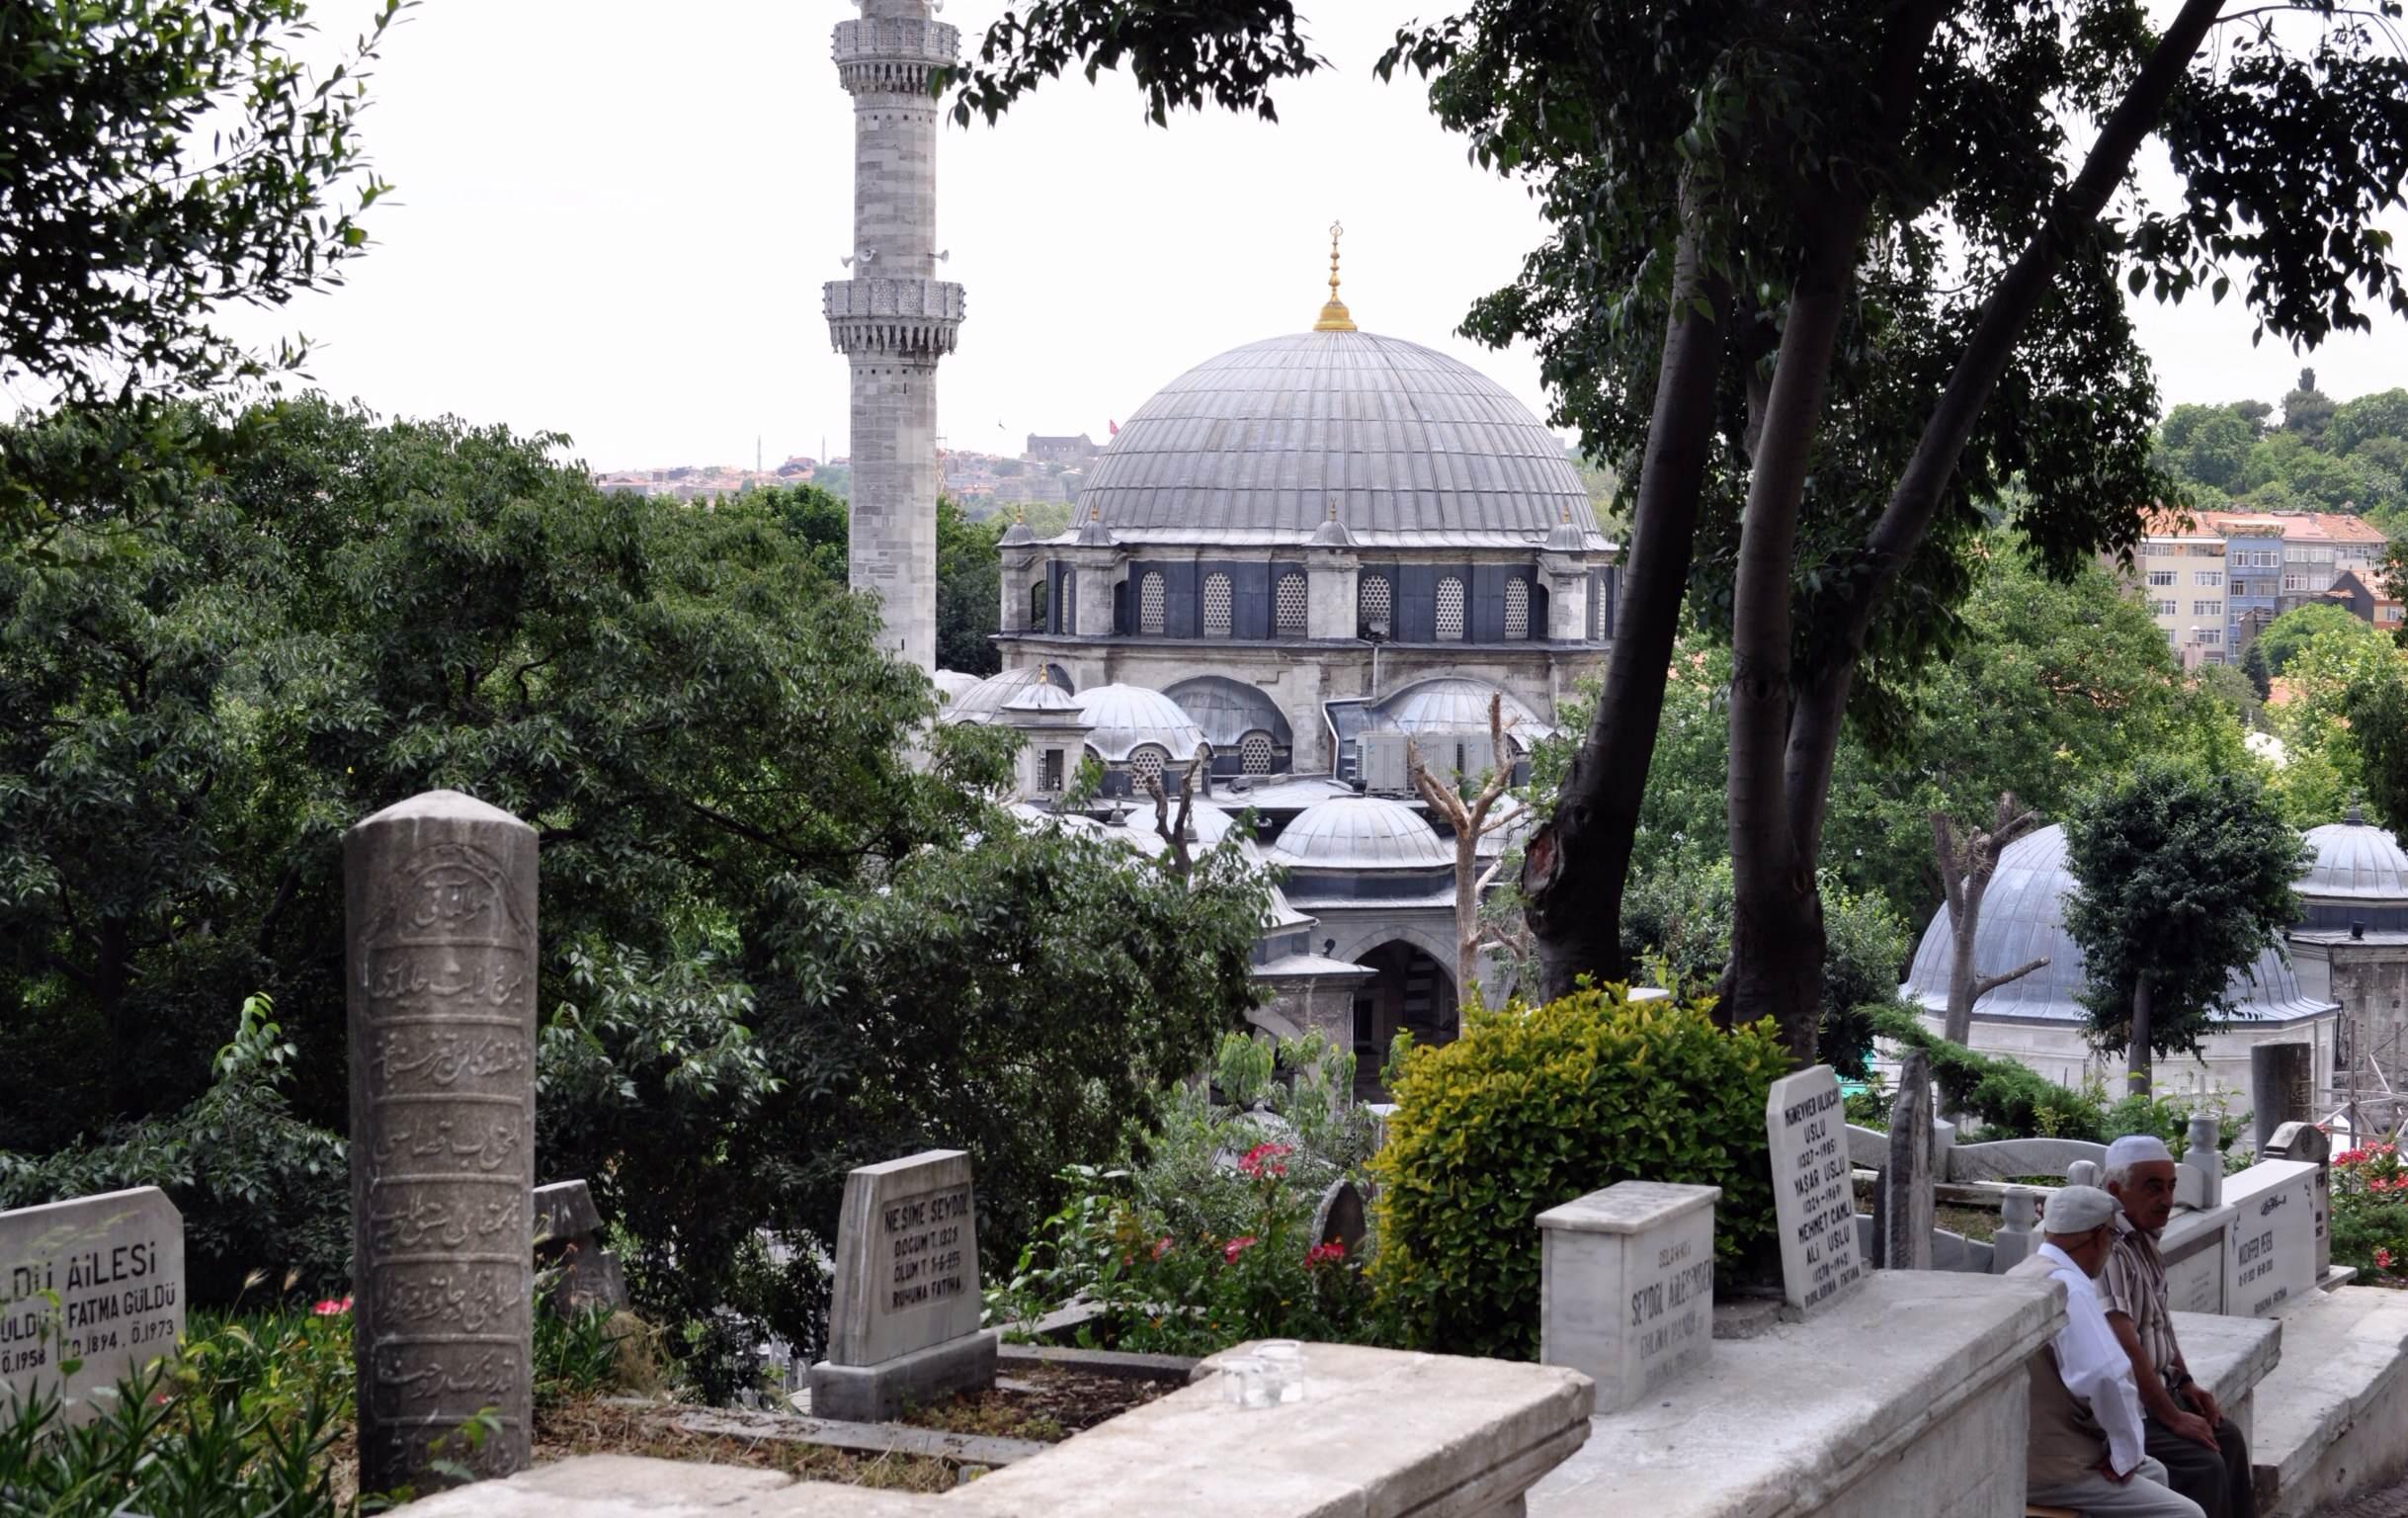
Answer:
[
  {"left": 348, "top": 794, "right": 537, "bottom": 1489},
  {"left": 0, "top": 1188, "right": 185, "bottom": 1419},
  {"left": 1766, "top": 1065, "right": 1867, "bottom": 1315},
  {"left": 826, "top": 1149, "right": 983, "bottom": 1367},
  {"left": 882, "top": 1185, "right": 972, "bottom": 1314}
]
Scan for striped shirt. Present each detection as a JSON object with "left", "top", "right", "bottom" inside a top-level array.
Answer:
[{"left": 2099, "top": 1213, "right": 2186, "bottom": 1393}]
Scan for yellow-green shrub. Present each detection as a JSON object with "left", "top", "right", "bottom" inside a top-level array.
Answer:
[{"left": 1370, "top": 987, "right": 1785, "bottom": 1359}]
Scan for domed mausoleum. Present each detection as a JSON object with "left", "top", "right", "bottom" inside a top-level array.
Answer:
[
  {"left": 2288, "top": 807, "right": 2408, "bottom": 1103},
  {"left": 1900, "top": 824, "right": 2344, "bottom": 1100}
]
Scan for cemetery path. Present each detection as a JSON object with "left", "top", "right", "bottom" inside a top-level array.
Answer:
[{"left": 2315, "top": 1478, "right": 2408, "bottom": 1517}]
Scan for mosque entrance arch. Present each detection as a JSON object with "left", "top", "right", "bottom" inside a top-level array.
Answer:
[{"left": 1350, "top": 940, "right": 1457, "bottom": 1092}]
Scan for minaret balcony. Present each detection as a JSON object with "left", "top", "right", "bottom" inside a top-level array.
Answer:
[
  {"left": 823, "top": 278, "right": 965, "bottom": 359},
  {"left": 832, "top": 18, "right": 958, "bottom": 95}
]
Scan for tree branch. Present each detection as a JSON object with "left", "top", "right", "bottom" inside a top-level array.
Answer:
[{"left": 1973, "top": 958, "right": 2050, "bottom": 1000}]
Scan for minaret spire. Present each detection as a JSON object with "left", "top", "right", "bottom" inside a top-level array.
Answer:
[
  {"left": 1314, "top": 219, "right": 1357, "bottom": 332},
  {"left": 825, "top": 0, "right": 965, "bottom": 672}
]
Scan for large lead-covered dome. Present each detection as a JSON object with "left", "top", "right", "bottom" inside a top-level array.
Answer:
[{"left": 1077, "top": 330, "right": 1602, "bottom": 549}]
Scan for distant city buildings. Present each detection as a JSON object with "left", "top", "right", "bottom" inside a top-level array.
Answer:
[
  {"left": 2126, "top": 507, "right": 2395, "bottom": 664},
  {"left": 589, "top": 443, "right": 1089, "bottom": 519}
]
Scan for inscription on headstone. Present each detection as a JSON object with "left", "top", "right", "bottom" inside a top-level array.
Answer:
[
  {"left": 1537, "top": 1181, "right": 1718, "bottom": 1415},
  {"left": 348, "top": 791, "right": 536, "bottom": 1490},
  {"left": 1765, "top": 1065, "right": 1866, "bottom": 1315},
  {"left": 1883, "top": 1052, "right": 1936, "bottom": 1271},
  {"left": 2265, "top": 1122, "right": 2333, "bottom": 1280},
  {"left": 2223, "top": 1159, "right": 2317, "bottom": 1317},
  {"left": 810, "top": 1149, "right": 995, "bottom": 1420},
  {"left": 1, "top": 1188, "right": 184, "bottom": 1419}
]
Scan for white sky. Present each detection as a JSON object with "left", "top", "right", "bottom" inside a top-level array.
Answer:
[{"left": 203, "top": 1, "right": 2405, "bottom": 472}]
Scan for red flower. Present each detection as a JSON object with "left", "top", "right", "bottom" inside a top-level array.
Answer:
[
  {"left": 1150, "top": 1236, "right": 1173, "bottom": 1261},
  {"left": 1305, "top": 1240, "right": 1347, "bottom": 1266},
  {"left": 1223, "top": 1235, "right": 1260, "bottom": 1263},
  {"left": 2377, "top": 1247, "right": 2393, "bottom": 1270},
  {"left": 311, "top": 1296, "right": 353, "bottom": 1316},
  {"left": 1237, "top": 1142, "right": 1292, "bottom": 1180}
]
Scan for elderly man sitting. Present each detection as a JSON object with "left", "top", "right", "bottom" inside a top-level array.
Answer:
[
  {"left": 2007, "top": 1185, "right": 2203, "bottom": 1516},
  {"left": 2101, "top": 1135, "right": 2256, "bottom": 1518}
]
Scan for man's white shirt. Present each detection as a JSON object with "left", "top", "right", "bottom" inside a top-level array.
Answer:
[{"left": 2037, "top": 1240, "right": 2149, "bottom": 1477}]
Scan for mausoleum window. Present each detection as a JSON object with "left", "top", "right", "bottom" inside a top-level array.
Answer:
[
  {"left": 1204, "top": 572, "right": 1233, "bottom": 637},
  {"left": 1239, "top": 730, "right": 1276, "bottom": 775},
  {"left": 1276, "top": 572, "right": 1308, "bottom": 635},
  {"left": 1140, "top": 571, "right": 1166, "bottom": 635},
  {"left": 1504, "top": 579, "right": 1530, "bottom": 640},
  {"left": 1030, "top": 580, "right": 1049, "bottom": 632},
  {"left": 1129, "top": 744, "right": 1169, "bottom": 788},
  {"left": 1040, "top": 748, "right": 1063, "bottom": 792},
  {"left": 1436, "top": 576, "right": 1466, "bottom": 640},
  {"left": 1359, "top": 574, "right": 1392, "bottom": 638}
]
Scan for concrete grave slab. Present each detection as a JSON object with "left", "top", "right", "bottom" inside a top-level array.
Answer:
[
  {"left": 0, "top": 1186, "right": 184, "bottom": 1419},
  {"left": 2226, "top": 1159, "right": 2318, "bottom": 1318},
  {"left": 810, "top": 1148, "right": 993, "bottom": 1420},
  {"left": 1537, "top": 1181, "right": 1718, "bottom": 1413}
]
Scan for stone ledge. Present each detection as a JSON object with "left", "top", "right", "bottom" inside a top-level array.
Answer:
[
  {"left": 2172, "top": 1310, "right": 2283, "bottom": 1410},
  {"left": 808, "top": 1332, "right": 998, "bottom": 1424},
  {"left": 995, "top": 1341, "right": 1196, "bottom": 1383},
  {"left": 2252, "top": 1286, "right": 2408, "bottom": 1517},
  {"left": 1530, "top": 1271, "right": 2065, "bottom": 1516}
]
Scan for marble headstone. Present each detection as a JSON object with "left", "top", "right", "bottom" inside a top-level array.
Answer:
[
  {"left": 810, "top": 1149, "right": 995, "bottom": 1420},
  {"left": 1765, "top": 1065, "right": 1866, "bottom": 1315},
  {"left": 2223, "top": 1158, "right": 2317, "bottom": 1318},
  {"left": 1883, "top": 1052, "right": 1936, "bottom": 1271},
  {"left": 2264, "top": 1122, "right": 2332, "bottom": 1280},
  {"left": 1537, "top": 1182, "right": 1718, "bottom": 1414},
  {"left": 0, "top": 1187, "right": 184, "bottom": 1419}
]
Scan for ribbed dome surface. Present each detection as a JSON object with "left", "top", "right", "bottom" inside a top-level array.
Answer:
[
  {"left": 1370, "top": 677, "right": 1547, "bottom": 737},
  {"left": 1074, "top": 683, "right": 1207, "bottom": 762},
  {"left": 1901, "top": 825, "right": 2334, "bottom": 1023},
  {"left": 2296, "top": 817, "right": 2408, "bottom": 901},
  {"left": 1267, "top": 797, "right": 1450, "bottom": 871},
  {"left": 933, "top": 670, "right": 982, "bottom": 700},
  {"left": 1077, "top": 330, "right": 1600, "bottom": 548},
  {"left": 945, "top": 664, "right": 1072, "bottom": 723}
]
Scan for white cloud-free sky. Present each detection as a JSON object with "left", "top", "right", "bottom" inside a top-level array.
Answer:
[{"left": 205, "top": 1, "right": 2404, "bottom": 471}]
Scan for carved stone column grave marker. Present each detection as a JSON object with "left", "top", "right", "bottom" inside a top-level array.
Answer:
[{"left": 347, "top": 790, "right": 536, "bottom": 1491}]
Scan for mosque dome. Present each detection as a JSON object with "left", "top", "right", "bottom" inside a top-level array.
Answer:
[
  {"left": 945, "top": 664, "right": 1072, "bottom": 723},
  {"left": 1900, "top": 824, "right": 2334, "bottom": 1023},
  {"left": 2296, "top": 809, "right": 2408, "bottom": 902},
  {"left": 1075, "top": 329, "right": 1601, "bottom": 549},
  {"left": 1267, "top": 796, "right": 1452, "bottom": 871},
  {"left": 1074, "top": 683, "right": 1208, "bottom": 763},
  {"left": 1370, "top": 677, "right": 1550, "bottom": 740},
  {"left": 933, "top": 670, "right": 982, "bottom": 701}
]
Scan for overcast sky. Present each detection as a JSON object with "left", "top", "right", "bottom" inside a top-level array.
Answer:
[{"left": 199, "top": 1, "right": 2407, "bottom": 472}]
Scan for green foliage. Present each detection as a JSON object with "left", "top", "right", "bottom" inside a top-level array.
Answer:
[
  {"left": 2157, "top": 382, "right": 2408, "bottom": 522},
  {"left": 988, "top": 1032, "right": 1379, "bottom": 1355},
  {"left": 0, "top": 996, "right": 348, "bottom": 1300},
  {"left": 2260, "top": 604, "right": 2374, "bottom": 675},
  {"left": 1871, "top": 1007, "right": 2111, "bottom": 1139},
  {"left": 2061, "top": 763, "right": 2306, "bottom": 1074},
  {"left": 2242, "top": 640, "right": 2274, "bottom": 702},
  {"left": 1371, "top": 988, "right": 1785, "bottom": 1360},
  {"left": 0, "top": 0, "right": 400, "bottom": 401},
  {"left": 750, "top": 485, "right": 1003, "bottom": 675},
  {"left": 2331, "top": 1139, "right": 2406, "bottom": 1282},
  {"left": 2348, "top": 668, "right": 2408, "bottom": 833},
  {"left": 2268, "top": 624, "right": 2407, "bottom": 823},
  {"left": 0, "top": 1307, "right": 353, "bottom": 1517}
]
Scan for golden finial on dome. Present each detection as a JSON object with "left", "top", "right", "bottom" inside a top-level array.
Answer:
[{"left": 1314, "top": 219, "right": 1357, "bottom": 332}]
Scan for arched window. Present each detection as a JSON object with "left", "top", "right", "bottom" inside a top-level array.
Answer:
[
  {"left": 1436, "top": 576, "right": 1467, "bottom": 640},
  {"left": 1203, "top": 572, "right": 1233, "bottom": 637},
  {"left": 1140, "top": 571, "right": 1166, "bottom": 635},
  {"left": 1504, "top": 579, "right": 1530, "bottom": 640},
  {"left": 1030, "top": 579, "right": 1049, "bottom": 632},
  {"left": 1239, "top": 730, "right": 1277, "bottom": 775},
  {"left": 1275, "top": 572, "right": 1308, "bottom": 635},
  {"left": 1358, "top": 574, "right": 1393, "bottom": 638},
  {"left": 1128, "top": 744, "right": 1169, "bottom": 789}
]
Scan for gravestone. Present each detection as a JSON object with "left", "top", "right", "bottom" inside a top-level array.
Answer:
[
  {"left": 1536, "top": 1181, "right": 1718, "bottom": 1415},
  {"left": 533, "top": 1180, "right": 629, "bottom": 1316},
  {"left": 2066, "top": 1159, "right": 2103, "bottom": 1188},
  {"left": 809, "top": 1149, "right": 995, "bottom": 1421},
  {"left": 1764, "top": 1064, "right": 1867, "bottom": 1315},
  {"left": 2161, "top": 1210, "right": 2232, "bottom": 1314},
  {"left": 348, "top": 791, "right": 537, "bottom": 1490},
  {"left": 2251, "top": 1045, "right": 2315, "bottom": 1151},
  {"left": 2223, "top": 1158, "right": 2317, "bottom": 1317},
  {"left": 1, "top": 1187, "right": 184, "bottom": 1419},
  {"left": 1311, "top": 1179, "right": 1368, "bottom": 1258},
  {"left": 1883, "top": 1052, "right": 1936, "bottom": 1271},
  {"left": 2175, "top": 1114, "right": 2223, "bottom": 1211},
  {"left": 1990, "top": 1187, "right": 2041, "bottom": 1273},
  {"left": 2264, "top": 1122, "right": 2333, "bottom": 1280}
]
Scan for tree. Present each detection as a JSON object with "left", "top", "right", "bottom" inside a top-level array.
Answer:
[
  {"left": 1932, "top": 795, "right": 2050, "bottom": 1045},
  {"left": 2348, "top": 666, "right": 2408, "bottom": 832},
  {"left": 1406, "top": 694, "right": 1520, "bottom": 996},
  {"left": 2260, "top": 603, "right": 2374, "bottom": 675},
  {"left": 2161, "top": 404, "right": 2259, "bottom": 490},
  {"left": 947, "top": 0, "right": 2408, "bottom": 1060},
  {"left": 2332, "top": 389, "right": 2408, "bottom": 457},
  {"left": 752, "top": 485, "right": 1002, "bottom": 675},
  {"left": 1, "top": 0, "right": 400, "bottom": 400},
  {"left": 2283, "top": 367, "right": 2340, "bottom": 443},
  {"left": 2061, "top": 764, "right": 2305, "bottom": 1094},
  {"left": 2242, "top": 640, "right": 2274, "bottom": 702}
]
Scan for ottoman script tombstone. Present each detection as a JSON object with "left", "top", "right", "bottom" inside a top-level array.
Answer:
[
  {"left": 2265, "top": 1122, "right": 2333, "bottom": 1280},
  {"left": 1537, "top": 1181, "right": 1719, "bottom": 1414},
  {"left": 1882, "top": 1051, "right": 1936, "bottom": 1270},
  {"left": 1765, "top": 1064, "right": 1867, "bottom": 1315},
  {"left": 1, "top": 1187, "right": 184, "bottom": 1419},
  {"left": 348, "top": 791, "right": 537, "bottom": 1490},
  {"left": 810, "top": 1149, "right": 996, "bottom": 1420},
  {"left": 2223, "top": 1158, "right": 2317, "bottom": 1317}
]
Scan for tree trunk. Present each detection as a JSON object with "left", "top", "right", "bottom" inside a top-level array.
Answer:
[
  {"left": 1454, "top": 823, "right": 1481, "bottom": 1002},
  {"left": 1945, "top": 902, "right": 1983, "bottom": 1047},
  {"left": 2127, "top": 975, "right": 2154, "bottom": 1096},
  {"left": 1526, "top": 180, "right": 1727, "bottom": 1001}
]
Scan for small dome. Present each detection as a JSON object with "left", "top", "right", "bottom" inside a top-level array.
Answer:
[
  {"left": 946, "top": 665, "right": 1073, "bottom": 723},
  {"left": 1003, "top": 682, "right": 1084, "bottom": 716},
  {"left": 1900, "top": 824, "right": 2334, "bottom": 1023},
  {"left": 933, "top": 670, "right": 982, "bottom": 700},
  {"left": 1370, "top": 677, "right": 1547, "bottom": 739},
  {"left": 1075, "top": 683, "right": 1208, "bottom": 762},
  {"left": 1267, "top": 797, "right": 1451, "bottom": 871},
  {"left": 2297, "top": 812, "right": 2408, "bottom": 902}
]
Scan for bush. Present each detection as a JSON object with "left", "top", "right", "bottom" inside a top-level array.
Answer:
[
  {"left": 1371, "top": 987, "right": 1785, "bottom": 1360},
  {"left": 2332, "top": 1139, "right": 2407, "bottom": 1281},
  {"left": 1868, "top": 1007, "right": 2247, "bottom": 1147}
]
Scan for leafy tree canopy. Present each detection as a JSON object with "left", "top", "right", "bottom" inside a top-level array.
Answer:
[
  {"left": 2156, "top": 382, "right": 2408, "bottom": 530},
  {"left": 2260, "top": 601, "right": 2380, "bottom": 674},
  {"left": 2061, "top": 762, "right": 2304, "bottom": 1092},
  {"left": 748, "top": 483, "right": 1003, "bottom": 676}
]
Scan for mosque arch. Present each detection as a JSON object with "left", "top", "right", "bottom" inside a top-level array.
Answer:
[
  {"left": 1030, "top": 580, "right": 1048, "bottom": 632},
  {"left": 1348, "top": 939, "right": 1458, "bottom": 1073}
]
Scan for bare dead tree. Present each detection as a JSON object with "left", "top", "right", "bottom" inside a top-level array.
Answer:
[
  {"left": 1932, "top": 792, "right": 2049, "bottom": 1044},
  {"left": 1406, "top": 694, "right": 1522, "bottom": 999},
  {"left": 1141, "top": 761, "right": 1199, "bottom": 880}
]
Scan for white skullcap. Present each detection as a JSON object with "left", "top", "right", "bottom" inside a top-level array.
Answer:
[
  {"left": 2104, "top": 1135, "right": 2176, "bottom": 1169},
  {"left": 2045, "top": 1185, "right": 2119, "bottom": 1233}
]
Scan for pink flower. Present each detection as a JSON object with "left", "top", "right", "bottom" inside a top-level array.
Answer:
[
  {"left": 1237, "top": 1142, "right": 1292, "bottom": 1180},
  {"left": 1150, "top": 1236, "right": 1173, "bottom": 1261},
  {"left": 311, "top": 1296, "right": 353, "bottom": 1316},
  {"left": 1305, "top": 1240, "right": 1346, "bottom": 1266},
  {"left": 1223, "top": 1235, "right": 1260, "bottom": 1264},
  {"left": 2376, "top": 1247, "right": 2393, "bottom": 1270}
]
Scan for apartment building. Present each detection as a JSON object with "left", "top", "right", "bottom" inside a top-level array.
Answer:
[
  {"left": 2131, "top": 515, "right": 2229, "bottom": 666},
  {"left": 2128, "top": 508, "right": 2394, "bottom": 659}
]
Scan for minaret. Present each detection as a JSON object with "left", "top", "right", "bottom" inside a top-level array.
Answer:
[{"left": 826, "top": 0, "right": 964, "bottom": 671}]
